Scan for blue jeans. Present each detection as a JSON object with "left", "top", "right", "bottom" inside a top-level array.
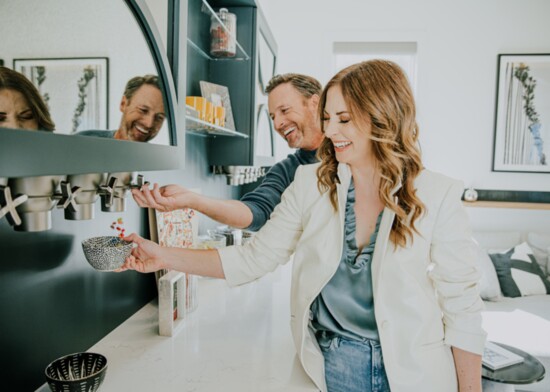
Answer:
[{"left": 317, "top": 333, "right": 391, "bottom": 392}]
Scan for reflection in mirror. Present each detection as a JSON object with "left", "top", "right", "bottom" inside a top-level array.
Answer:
[
  {"left": 0, "top": 67, "right": 55, "bottom": 132},
  {"left": 76, "top": 75, "right": 166, "bottom": 142},
  {"left": 0, "top": 0, "right": 171, "bottom": 145}
]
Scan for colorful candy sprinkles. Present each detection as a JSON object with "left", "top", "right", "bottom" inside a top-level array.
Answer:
[{"left": 110, "top": 217, "right": 126, "bottom": 238}]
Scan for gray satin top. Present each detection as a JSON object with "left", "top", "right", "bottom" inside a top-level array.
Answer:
[{"left": 311, "top": 179, "right": 382, "bottom": 343}]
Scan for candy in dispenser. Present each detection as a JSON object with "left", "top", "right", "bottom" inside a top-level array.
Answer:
[{"left": 210, "top": 8, "right": 236, "bottom": 58}]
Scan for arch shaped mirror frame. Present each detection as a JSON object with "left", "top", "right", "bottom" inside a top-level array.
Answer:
[
  {"left": 257, "top": 31, "right": 277, "bottom": 95},
  {"left": 256, "top": 5, "right": 277, "bottom": 95},
  {"left": 0, "top": 0, "right": 185, "bottom": 178},
  {"left": 255, "top": 104, "right": 275, "bottom": 159}
]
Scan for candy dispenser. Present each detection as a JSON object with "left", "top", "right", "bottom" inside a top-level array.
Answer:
[
  {"left": 210, "top": 8, "right": 236, "bottom": 58},
  {"left": 196, "top": 232, "right": 227, "bottom": 249},
  {"left": 210, "top": 225, "right": 242, "bottom": 246},
  {"left": 99, "top": 172, "right": 138, "bottom": 213},
  {"left": 59, "top": 173, "right": 107, "bottom": 220},
  {"left": 8, "top": 175, "right": 65, "bottom": 231}
]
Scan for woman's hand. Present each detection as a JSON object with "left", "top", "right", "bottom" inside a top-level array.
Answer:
[
  {"left": 131, "top": 183, "right": 195, "bottom": 212},
  {"left": 116, "top": 233, "right": 167, "bottom": 273},
  {"left": 117, "top": 233, "right": 226, "bottom": 279}
]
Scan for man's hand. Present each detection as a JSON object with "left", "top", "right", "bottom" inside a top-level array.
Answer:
[
  {"left": 131, "top": 182, "right": 254, "bottom": 229},
  {"left": 131, "top": 183, "right": 195, "bottom": 212},
  {"left": 116, "top": 233, "right": 167, "bottom": 273}
]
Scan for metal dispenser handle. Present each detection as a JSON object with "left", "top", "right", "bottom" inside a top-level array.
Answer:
[
  {"left": 99, "top": 176, "right": 119, "bottom": 208},
  {"left": 55, "top": 181, "right": 83, "bottom": 213},
  {"left": 129, "top": 174, "right": 149, "bottom": 190},
  {"left": 0, "top": 185, "right": 29, "bottom": 227}
]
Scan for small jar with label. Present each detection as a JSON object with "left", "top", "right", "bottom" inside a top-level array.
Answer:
[{"left": 210, "top": 8, "right": 236, "bottom": 58}]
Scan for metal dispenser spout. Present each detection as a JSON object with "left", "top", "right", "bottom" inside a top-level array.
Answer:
[
  {"left": 57, "top": 173, "right": 107, "bottom": 220},
  {"left": 7, "top": 175, "right": 64, "bottom": 232},
  {"left": 212, "top": 165, "right": 267, "bottom": 186},
  {"left": 99, "top": 172, "right": 146, "bottom": 213}
]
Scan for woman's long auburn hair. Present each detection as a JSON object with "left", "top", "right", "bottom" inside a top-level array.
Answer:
[
  {"left": 0, "top": 66, "right": 55, "bottom": 132},
  {"left": 316, "top": 60, "right": 424, "bottom": 248}
]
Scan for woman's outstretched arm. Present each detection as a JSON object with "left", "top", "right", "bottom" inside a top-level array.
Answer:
[{"left": 117, "top": 233, "right": 225, "bottom": 279}]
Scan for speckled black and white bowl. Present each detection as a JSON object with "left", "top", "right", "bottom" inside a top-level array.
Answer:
[
  {"left": 45, "top": 352, "right": 107, "bottom": 392},
  {"left": 81, "top": 236, "right": 133, "bottom": 271}
]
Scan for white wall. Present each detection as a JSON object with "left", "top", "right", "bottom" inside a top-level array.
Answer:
[{"left": 258, "top": 0, "right": 550, "bottom": 232}]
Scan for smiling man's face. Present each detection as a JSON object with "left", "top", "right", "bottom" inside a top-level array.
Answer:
[
  {"left": 116, "top": 84, "right": 165, "bottom": 142},
  {"left": 268, "top": 82, "right": 323, "bottom": 151}
]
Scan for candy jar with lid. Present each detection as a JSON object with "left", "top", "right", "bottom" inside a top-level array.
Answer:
[{"left": 210, "top": 8, "right": 236, "bottom": 58}]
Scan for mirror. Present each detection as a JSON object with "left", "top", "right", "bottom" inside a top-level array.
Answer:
[
  {"left": 251, "top": 5, "right": 277, "bottom": 167},
  {"left": 255, "top": 104, "right": 274, "bottom": 158},
  {"left": 0, "top": 0, "right": 184, "bottom": 178},
  {"left": 258, "top": 31, "right": 276, "bottom": 95},
  {"left": 1, "top": 0, "right": 170, "bottom": 145}
]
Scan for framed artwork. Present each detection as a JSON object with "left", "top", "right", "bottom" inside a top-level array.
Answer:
[
  {"left": 155, "top": 207, "right": 200, "bottom": 315},
  {"left": 492, "top": 54, "right": 550, "bottom": 173},
  {"left": 147, "top": 192, "right": 200, "bottom": 336},
  {"left": 158, "top": 270, "right": 186, "bottom": 337},
  {"left": 155, "top": 208, "right": 198, "bottom": 249},
  {"left": 13, "top": 57, "right": 109, "bottom": 134},
  {"left": 200, "top": 80, "right": 236, "bottom": 130},
  {"left": 149, "top": 205, "right": 199, "bottom": 285}
]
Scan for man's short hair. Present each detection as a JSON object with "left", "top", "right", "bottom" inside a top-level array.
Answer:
[
  {"left": 123, "top": 74, "right": 162, "bottom": 100},
  {"left": 265, "top": 73, "right": 321, "bottom": 98}
]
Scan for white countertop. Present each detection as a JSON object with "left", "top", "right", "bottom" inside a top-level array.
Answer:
[{"left": 38, "top": 263, "right": 318, "bottom": 391}]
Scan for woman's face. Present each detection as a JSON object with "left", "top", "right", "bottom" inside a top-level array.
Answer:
[
  {"left": 323, "top": 85, "right": 372, "bottom": 167},
  {"left": 0, "top": 88, "right": 39, "bottom": 130}
]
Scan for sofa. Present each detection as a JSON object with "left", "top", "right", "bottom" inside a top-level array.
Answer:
[{"left": 473, "top": 230, "right": 550, "bottom": 391}]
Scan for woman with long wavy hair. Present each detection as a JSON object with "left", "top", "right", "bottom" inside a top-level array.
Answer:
[
  {"left": 118, "top": 60, "right": 485, "bottom": 392},
  {"left": 0, "top": 67, "right": 54, "bottom": 131}
]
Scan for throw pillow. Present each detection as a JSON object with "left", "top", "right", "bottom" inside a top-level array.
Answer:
[
  {"left": 526, "top": 232, "right": 550, "bottom": 275},
  {"left": 473, "top": 240, "right": 502, "bottom": 301},
  {"left": 489, "top": 242, "right": 550, "bottom": 298}
]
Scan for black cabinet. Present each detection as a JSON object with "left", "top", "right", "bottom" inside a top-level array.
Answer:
[{"left": 186, "top": 0, "right": 278, "bottom": 167}]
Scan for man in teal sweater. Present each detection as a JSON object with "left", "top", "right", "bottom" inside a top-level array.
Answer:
[
  {"left": 131, "top": 73, "right": 324, "bottom": 231},
  {"left": 77, "top": 75, "right": 165, "bottom": 142}
]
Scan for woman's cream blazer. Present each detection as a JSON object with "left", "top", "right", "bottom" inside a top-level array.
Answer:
[{"left": 219, "top": 163, "right": 486, "bottom": 392}]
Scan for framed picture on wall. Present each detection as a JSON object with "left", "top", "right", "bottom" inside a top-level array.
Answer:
[
  {"left": 13, "top": 57, "right": 109, "bottom": 134},
  {"left": 199, "top": 80, "right": 236, "bottom": 130},
  {"left": 492, "top": 53, "right": 550, "bottom": 173}
]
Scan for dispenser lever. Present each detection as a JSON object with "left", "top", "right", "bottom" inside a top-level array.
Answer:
[
  {"left": 129, "top": 174, "right": 149, "bottom": 189},
  {"left": 99, "top": 176, "right": 119, "bottom": 208},
  {"left": 0, "top": 185, "right": 28, "bottom": 227},
  {"left": 56, "top": 181, "right": 83, "bottom": 212}
]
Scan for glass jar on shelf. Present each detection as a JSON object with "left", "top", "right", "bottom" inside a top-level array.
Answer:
[{"left": 210, "top": 8, "right": 236, "bottom": 58}]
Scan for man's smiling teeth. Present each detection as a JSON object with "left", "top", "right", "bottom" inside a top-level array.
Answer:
[
  {"left": 283, "top": 127, "right": 295, "bottom": 136},
  {"left": 136, "top": 125, "right": 149, "bottom": 135},
  {"left": 334, "top": 141, "right": 351, "bottom": 148}
]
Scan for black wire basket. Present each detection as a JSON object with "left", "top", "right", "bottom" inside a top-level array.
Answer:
[{"left": 45, "top": 352, "right": 107, "bottom": 392}]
